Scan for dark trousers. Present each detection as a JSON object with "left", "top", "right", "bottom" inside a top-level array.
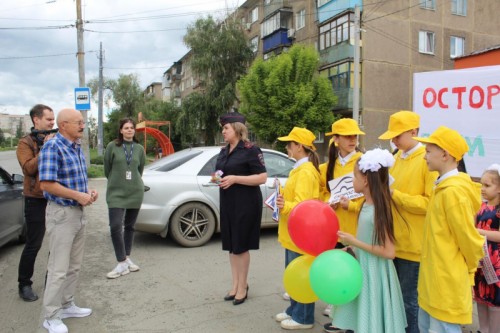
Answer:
[
  {"left": 18, "top": 197, "right": 47, "bottom": 288},
  {"left": 394, "top": 257, "right": 420, "bottom": 333},
  {"left": 109, "top": 208, "right": 140, "bottom": 262}
]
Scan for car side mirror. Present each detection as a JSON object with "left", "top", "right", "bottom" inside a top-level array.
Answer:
[{"left": 12, "top": 174, "right": 24, "bottom": 184}]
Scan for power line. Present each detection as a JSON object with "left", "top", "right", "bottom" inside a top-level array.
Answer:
[{"left": 84, "top": 27, "right": 185, "bottom": 34}]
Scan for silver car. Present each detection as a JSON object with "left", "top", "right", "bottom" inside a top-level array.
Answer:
[
  {"left": 135, "top": 146, "right": 294, "bottom": 247},
  {"left": 0, "top": 166, "right": 25, "bottom": 248}
]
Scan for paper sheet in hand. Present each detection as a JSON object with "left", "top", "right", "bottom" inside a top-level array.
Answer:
[
  {"left": 265, "top": 178, "right": 280, "bottom": 222},
  {"left": 328, "top": 172, "right": 363, "bottom": 204}
]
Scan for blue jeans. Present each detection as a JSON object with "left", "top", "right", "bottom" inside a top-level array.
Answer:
[
  {"left": 109, "top": 208, "right": 140, "bottom": 262},
  {"left": 285, "top": 249, "right": 315, "bottom": 325},
  {"left": 418, "top": 307, "right": 461, "bottom": 333},
  {"left": 394, "top": 257, "right": 419, "bottom": 333},
  {"left": 18, "top": 197, "right": 47, "bottom": 288}
]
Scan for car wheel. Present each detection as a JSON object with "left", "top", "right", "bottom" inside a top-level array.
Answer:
[{"left": 169, "top": 202, "right": 216, "bottom": 247}]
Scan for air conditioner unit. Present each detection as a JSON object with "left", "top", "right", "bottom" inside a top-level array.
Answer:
[
  {"left": 287, "top": 28, "right": 295, "bottom": 39},
  {"left": 246, "top": 23, "right": 252, "bottom": 30}
]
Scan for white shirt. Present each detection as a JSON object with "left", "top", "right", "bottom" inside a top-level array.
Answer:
[{"left": 338, "top": 151, "right": 356, "bottom": 166}]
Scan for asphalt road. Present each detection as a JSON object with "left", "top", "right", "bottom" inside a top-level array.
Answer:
[{"left": 0, "top": 149, "right": 480, "bottom": 333}]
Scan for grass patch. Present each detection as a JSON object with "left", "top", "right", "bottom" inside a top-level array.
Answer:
[{"left": 88, "top": 164, "right": 105, "bottom": 178}]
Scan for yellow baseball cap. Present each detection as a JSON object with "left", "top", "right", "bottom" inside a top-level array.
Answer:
[
  {"left": 413, "top": 126, "right": 469, "bottom": 161},
  {"left": 326, "top": 118, "right": 365, "bottom": 136},
  {"left": 278, "top": 127, "right": 316, "bottom": 151},
  {"left": 378, "top": 111, "right": 420, "bottom": 140}
]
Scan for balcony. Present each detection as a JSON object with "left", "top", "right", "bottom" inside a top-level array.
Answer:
[
  {"left": 264, "top": 0, "right": 292, "bottom": 17},
  {"left": 318, "top": 0, "right": 362, "bottom": 23},
  {"left": 331, "top": 87, "right": 362, "bottom": 111},
  {"left": 319, "top": 42, "right": 354, "bottom": 67},
  {"left": 263, "top": 28, "right": 293, "bottom": 54}
]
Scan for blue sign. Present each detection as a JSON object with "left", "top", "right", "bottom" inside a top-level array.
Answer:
[{"left": 74, "top": 87, "right": 91, "bottom": 110}]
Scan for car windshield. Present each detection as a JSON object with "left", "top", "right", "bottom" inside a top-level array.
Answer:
[{"left": 145, "top": 149, "right": 203, "bottom": 172}]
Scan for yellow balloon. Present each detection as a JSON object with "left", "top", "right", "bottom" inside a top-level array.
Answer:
[{"left": 283, "top": 255, "right": 319, "bottom": 303}]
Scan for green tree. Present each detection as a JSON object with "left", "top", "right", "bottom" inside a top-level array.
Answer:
[
  {"left": 16, "top": 119, "right": 24, "bottom": 139},
  {"left": 238, "top": 45, "right": 337, "bottom": 144},
  {"left": 87, "top": 115, "right": 97, "bottom": 149},
  {"left": 0, "top": 128, "right": 5, "bottom": 146},
  {"left": 88, "top": 74, "right": 144, "bottom": 145},
  {"left": 183, "top": 16, "right": 254, "bottom": 145}
]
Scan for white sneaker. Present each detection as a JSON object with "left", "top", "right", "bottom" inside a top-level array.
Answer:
[
  {"left": 126, "top": 258, "right": 140, "bottom": 272},
  {"left": 275, "top": 312, "right": 291, "bottom": 322},
  {"left": 60, "top": 302, "right": 92, "bottom": 318},
  {"left": 323, "top": 304, "right": 333, "bottom": 317},
  {"left": 43, "top": 318, "right": 68, "bottom": 333},
  {"left": 106, "top": 262, "right": 130, "bottom": 279},
  {"left": 280, "top": 318, "right": 314, "bottom": 330},
  {"left": 282, "top": 292, "right": 290, "bottom": 300}
]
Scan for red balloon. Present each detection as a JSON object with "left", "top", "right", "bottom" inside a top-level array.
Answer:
[{"left": 288, "top": 200, "right": 339, "bottom": 256}]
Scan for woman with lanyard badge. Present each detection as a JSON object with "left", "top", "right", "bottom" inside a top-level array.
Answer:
[{"left": 104, "top": 118, "right": 146, "bottom": 279}]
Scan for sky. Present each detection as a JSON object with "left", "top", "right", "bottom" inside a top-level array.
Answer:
[{"left": 0, "top": 0, "right": 242, "bottom": 119}]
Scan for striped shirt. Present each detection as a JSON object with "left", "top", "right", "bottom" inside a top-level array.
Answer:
[{"left": 39, "top": 132, "right": 88, "bottom": 206}]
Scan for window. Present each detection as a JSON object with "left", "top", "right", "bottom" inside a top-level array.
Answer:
[
  {"left": 420, "top": 0, "right": 435, "bottom": 10},
  {"left": 451, "top": 0, "right": 467, "bottom": 16},
  {"left": 319, "top": 13, "right": 354, "bottom": 50},
  {"left": 320, "top": 62, "right": 352, "bottom": 90},
  {"left": 261, "top": 12, "right": 285, "bottom": 37},
  {"left": 419, "top": 31, "right": 435, "bottom": 54},
  {"left": 450, "top": 36, "right": 465, "bottom": 58},
  {"left": 296, "top": 9, "right": 305, "bottom": 30},
  {"left": 250, "top": 7, "right": 258, "bottom": 23},
  {"left": 250, "top": 36, "right": 259, "bottom": 53}
]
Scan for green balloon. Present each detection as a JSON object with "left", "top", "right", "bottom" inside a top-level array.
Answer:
[{"left": 309, "top": 250, "right": 363, "bottom": 305}]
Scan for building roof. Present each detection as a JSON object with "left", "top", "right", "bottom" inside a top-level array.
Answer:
[{"left": 455, "top": 44, "right": 500, "bottom": 59}]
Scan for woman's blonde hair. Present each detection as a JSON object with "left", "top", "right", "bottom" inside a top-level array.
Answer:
[{"left": 231, "top": 122, "right": 249, "bottom": 142}]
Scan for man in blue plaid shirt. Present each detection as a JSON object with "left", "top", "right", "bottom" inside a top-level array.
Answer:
[{"left": 39, "top": 108, "right": 98, "bottom": 333}]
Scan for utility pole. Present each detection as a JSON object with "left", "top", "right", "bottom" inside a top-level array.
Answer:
[
  {"left": 76, "top": 0, "right": 90, "bottom": 167},
  {"left": 353, "top": 5, "right": 361, "bottom": 126},
  {"left": 97, "top": 42, "right": 104, "bottom": 156}
]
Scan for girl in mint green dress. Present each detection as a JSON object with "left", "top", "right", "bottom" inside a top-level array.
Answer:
[{"left": 330, "top": 149, "right": 407, "bottom": 333}]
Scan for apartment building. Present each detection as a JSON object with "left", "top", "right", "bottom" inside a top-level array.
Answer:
[
  {"left": 143, "top": 82, "right": 162, "bottom": 100},
  {"left": 160, "top": 0, "right": 500, "bottom": 149},
  {"left": 0, "top": 113, "right": 32, "bottom": 137}
]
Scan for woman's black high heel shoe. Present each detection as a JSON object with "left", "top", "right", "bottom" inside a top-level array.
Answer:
[
  {"left": 233, "top": 285, "right": 249, "bottom": 305},
  {"left": 224, "top": 293, "right": 235, "bottom": 301}
]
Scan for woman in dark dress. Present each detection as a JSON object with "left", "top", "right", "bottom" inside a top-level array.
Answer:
[{"left": 216, "top": 111, "right": 267, "bottom": 305}]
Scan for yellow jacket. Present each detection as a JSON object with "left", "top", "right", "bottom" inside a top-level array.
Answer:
[
  {"left": 278, "top": 161, "right": 320, "bottom": 254},
  {"left": 390, "top": 146, "right": 438, "bottom": 262},
  {"left": 418, "top": 172, "right": 485, "bottom": 324},
  {"left": 319, "top": 151, "right": 363, "bottom": 236}
]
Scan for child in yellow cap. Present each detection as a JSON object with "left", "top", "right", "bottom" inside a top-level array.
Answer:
[
  {"left": 414, "top": 126, "right": 485, "bottom": 332},
  {"left": 378, "top": 110, "right": 438, "bottom": 333},
  {"left": 320, "top": 118, "right": 365, "bottom": 238},
  {"left": 274, "top": 127, "right": 320, "bottom": 330}
]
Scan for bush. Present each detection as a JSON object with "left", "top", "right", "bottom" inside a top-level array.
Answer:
[
  {"left": 88, "top": 165, "right": 104, "bottom": 178},
  {"left": 90, "top": 155, "right": 104, "bottom": 165}
]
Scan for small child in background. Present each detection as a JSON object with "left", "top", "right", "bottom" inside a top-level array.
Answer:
[
  {"left": 329, "top": 148, "right": 407, "bottom": 333},
  {"left": 474, "top": 164, "right": 500, "bottom": 333}
]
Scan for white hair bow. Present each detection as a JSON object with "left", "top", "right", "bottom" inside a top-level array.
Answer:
[
  {"left": 486, "top": 163, "right": 500, "bottom": 176},
  {"left": 358, "top": 148, "right": 395, "bottom": 173}
]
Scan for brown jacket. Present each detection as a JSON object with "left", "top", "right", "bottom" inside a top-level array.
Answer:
[{"left": 16, "top": 134, "right": 44, "bottom": 198}]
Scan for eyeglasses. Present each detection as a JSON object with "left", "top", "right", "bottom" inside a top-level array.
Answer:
[{"left": 64, "top": 121, "right": 85, "bottom": 126}]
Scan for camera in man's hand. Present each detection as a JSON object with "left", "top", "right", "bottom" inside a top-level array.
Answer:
[{"left": 31, "top": 128, "right": 58, "bottom": 146}]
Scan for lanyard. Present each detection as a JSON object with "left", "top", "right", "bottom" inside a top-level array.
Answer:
[{"left": 123, "top": 142, "right": 134, "bottom": 167}]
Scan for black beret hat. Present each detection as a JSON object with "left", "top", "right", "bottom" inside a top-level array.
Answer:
[{"left": 219, "top": 111, "right": 246, "bottom": 126}]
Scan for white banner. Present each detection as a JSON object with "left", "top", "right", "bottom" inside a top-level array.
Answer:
[{"left": 413, "top": 65, "right": 500, "bottom": 178}]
